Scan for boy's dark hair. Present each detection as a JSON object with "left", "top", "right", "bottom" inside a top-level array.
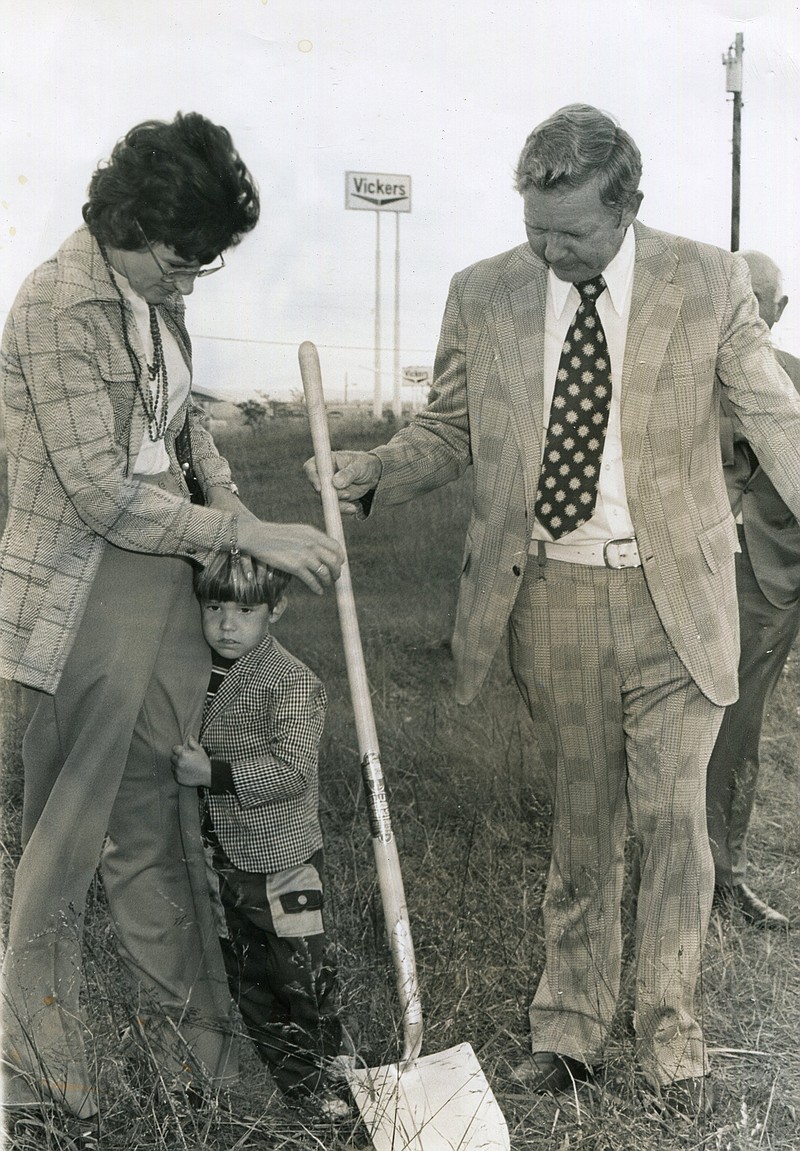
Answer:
[
  {"left": 83, "top": 111, "right": 260, "bottom": 265},
  {"left": 194, "top": 551, "right": 291, "bottom": 612}
]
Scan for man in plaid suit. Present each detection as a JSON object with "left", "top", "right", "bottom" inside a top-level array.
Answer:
[
  {"left": 306, "top": 105, "right": 800, "bottom": 1118},
  {"left": 171, "top": 552, "right": 348, "bottom": 1121}
]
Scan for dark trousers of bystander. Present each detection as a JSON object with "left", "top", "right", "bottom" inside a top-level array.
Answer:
[{"left": 706, "top": 529, "right": 800, "bottom": 886}]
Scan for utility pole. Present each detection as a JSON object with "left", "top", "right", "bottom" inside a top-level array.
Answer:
[{"left": 723, "top": 33, "right": 744, "bottom": 251}]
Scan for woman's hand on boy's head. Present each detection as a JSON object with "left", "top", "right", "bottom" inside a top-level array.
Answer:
[{"left": 171, "top": 736, "right": 213, "bottom": 787}]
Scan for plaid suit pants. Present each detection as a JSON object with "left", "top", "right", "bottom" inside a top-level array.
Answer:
[{"left": 509, "top": 553, "right": 723, "bottom": 1087}]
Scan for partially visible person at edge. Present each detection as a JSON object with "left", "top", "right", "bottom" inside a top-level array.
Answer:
[
  {"left": 0, "top": 112, "right": 342, "bottom": 1142},
  {"left": 172, "top": 552, "right": 351, "bottom": 1124},
  {"left": 305, "top": 104, "right": 800, "bottom": 1122},
  {"left": 706, "top": 250, "right": 800, "bottom": 931}
]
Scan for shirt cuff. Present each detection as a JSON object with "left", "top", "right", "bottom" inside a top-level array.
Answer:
[
  {"left": 209, "top": 758, "right": 235, "bottom": 794},
  {"left": 358, "top": 488, "right": 376, "bottom": 517}
]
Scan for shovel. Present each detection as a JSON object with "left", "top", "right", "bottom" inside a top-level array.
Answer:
[{"left": 299, "top": 342, "right": 510, "bottom": 1151}]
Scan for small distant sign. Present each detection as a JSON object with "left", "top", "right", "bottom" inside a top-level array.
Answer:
[
  {"left": 403, "top": 365, "right": 432, "bottom": 388},
  {"left": 346, "top": 171, "right": 411, "bottom": 212}
]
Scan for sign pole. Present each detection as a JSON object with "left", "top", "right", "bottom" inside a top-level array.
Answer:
[
  {"left": 393, "top": 211, "right": 402, "bottom": 421},
  {"left": 345, "top": 172, "right": 411, "bottom": 421},
  {"left": 373, "top": 211, "right": 382, "bottom": 419}
]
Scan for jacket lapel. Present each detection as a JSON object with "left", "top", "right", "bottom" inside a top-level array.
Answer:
[
  {"left": 202, "top": 660, "right": 240, "bottom": 730},
  {"left": 202, "top": 636, "right": 279, "bottom": 731},
  {"left": 489, "top": 247, "right": 548, "bottom": 510},
  {"left": 619, "top": 222, "right": 683, "bottom": 509}
]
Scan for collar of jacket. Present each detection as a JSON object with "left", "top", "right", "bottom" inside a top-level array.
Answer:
[
  {"left": 51, "top": 224, "right": 186, "bottom": 331},
  {"left": 499, "top": 220, "right": 678, "bottom": 292},
  {"left": 204, "top": 634, "right": 285, "bottom": 722}
]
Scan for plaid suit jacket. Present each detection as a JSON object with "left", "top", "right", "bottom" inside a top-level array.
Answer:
[
  {"left": 201, "top": 635, "right": 326, "bottom": 874},
  {"left": 372, "top": 221, "right": 800, "bottom": 707},
  {"left": 0, "top": 226, "right": 237, "bottom": 693}
]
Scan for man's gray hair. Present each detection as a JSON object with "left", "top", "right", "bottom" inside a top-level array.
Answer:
[{"left": 515, "top": 104, "right": 642, "bottom": 216}]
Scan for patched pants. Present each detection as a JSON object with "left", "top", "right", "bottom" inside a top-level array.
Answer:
[{"left": 209, "top": 839, "right": 343, "bottom": 1096}]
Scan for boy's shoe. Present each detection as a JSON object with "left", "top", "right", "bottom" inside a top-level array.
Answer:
[
  {"left": 289, "top": 1087, "right": 354, "bottom": 1123},
  {"left": 315, "top": 1089, "right": 354, "bottom": 1122},
  {"left": 326, "top": 1052, "right": 358, "bottom": 1086},
  {"left": 325, "top": 1025, "right": 360, "bottom": 1088}
]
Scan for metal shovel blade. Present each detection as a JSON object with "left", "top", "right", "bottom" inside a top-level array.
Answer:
[{"left": 346, "top": 1042, "right": 510, "bottom": 1151}]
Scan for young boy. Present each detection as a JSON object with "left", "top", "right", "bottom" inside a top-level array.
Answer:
[{"left": 171, "top": 551, "right": 350, "bottom": 1121}]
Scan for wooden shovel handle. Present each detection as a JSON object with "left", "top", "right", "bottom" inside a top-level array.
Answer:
[{"left": 299, "top": 341, "right": 423, "bottom": 1063}]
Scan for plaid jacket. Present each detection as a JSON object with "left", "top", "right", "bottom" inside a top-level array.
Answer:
[
  {"left": 372, "top": 221, "right": 800, "bottom": 707},
  {"left": 202, "top": 635, "right": 326, "bottom": 874},
  {"left": 0, "top": 226, "right": 237, "bottom": 693}
]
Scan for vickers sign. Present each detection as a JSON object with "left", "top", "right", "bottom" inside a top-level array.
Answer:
[{"left": 345, "top": 171, "right": 411, "bottom": 212}]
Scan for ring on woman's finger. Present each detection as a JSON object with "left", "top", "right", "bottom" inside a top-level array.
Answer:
[{"left": 315, "top": 563, "right": 326, "bottom": 576}]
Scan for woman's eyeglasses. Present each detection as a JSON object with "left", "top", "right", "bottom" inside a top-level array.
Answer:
[{"left": 134, "top": 220, "right": 225, "bottom": 282}]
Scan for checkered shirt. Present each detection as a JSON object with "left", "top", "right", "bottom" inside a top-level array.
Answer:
[{"left": 201, "top": 634, "right": 326, "bottom": 873}]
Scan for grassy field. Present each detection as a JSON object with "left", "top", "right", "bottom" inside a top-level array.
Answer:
[{"left": 1, "top": 412, "right": 799, "bottom": 1150}]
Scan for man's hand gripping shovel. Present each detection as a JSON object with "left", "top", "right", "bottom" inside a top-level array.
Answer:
[{"left": 299, "top": 342, "right": 510, "bottom": 1151}]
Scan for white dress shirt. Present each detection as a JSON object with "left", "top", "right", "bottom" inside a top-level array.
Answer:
[{"left": 532, "top": 225, "right": 637, "bottom": 553}]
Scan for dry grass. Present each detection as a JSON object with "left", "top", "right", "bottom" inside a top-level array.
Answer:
[{"left": 1, "top": 414, "right": 799, "bottom": 1149}]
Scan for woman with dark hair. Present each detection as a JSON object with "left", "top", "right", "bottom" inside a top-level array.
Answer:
[{"left": 0, "top": 112, "right": 341, "bottom": 1141}]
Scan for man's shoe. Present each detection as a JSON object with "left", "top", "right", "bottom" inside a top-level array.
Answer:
[
  {"left": 291, "top": 1088, "right": 353, "bottom": 1122},
  {"left": 509, "top": 1051, "right": 594, "bottom": 1094},
  {"left": 659, "top": 1076, "right": 719, "bottom": 1121},
  {"left": 714, "top": 882, "right": 789, "bottom": 928},
  {"left": 10, "top": 1107, "right": 101, "bottom": 1150}
]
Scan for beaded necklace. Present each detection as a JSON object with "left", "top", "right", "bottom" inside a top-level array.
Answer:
[{"left": 99, "top": 240, "right": 169, "bottom": 442}]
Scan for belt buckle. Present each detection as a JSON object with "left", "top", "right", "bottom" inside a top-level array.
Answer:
[{"left": 603, "top": 537, "right": 637, "bottom": 569}]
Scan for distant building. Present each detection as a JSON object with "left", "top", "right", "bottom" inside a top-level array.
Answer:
[{"left": 191, "top": 386, "right": 247, "bottom": 428}]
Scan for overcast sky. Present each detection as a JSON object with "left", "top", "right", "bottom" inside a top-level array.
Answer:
[{"left": 3, "top": 0, "right": 799, "bottom": 404}]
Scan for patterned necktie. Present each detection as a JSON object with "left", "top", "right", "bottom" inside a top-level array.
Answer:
[{"left": 534, "top": 275, "right": 611, "bottom": 539}]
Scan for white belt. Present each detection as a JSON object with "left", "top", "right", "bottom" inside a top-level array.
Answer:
[{"left": 530, "top": 536, "right": 642, "bottom": 569}]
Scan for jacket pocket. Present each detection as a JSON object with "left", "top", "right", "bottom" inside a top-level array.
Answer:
[{"left": 266, "top": 862, "right": 325, "bottom": 938}]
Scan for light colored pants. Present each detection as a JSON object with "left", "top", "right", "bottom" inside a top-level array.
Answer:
[
  {"left": 509, "top": 555, "right": 723, "bottom": 1087},
  {"left": 2, "top": 543, "right": 236, "bottom": 1118}
]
